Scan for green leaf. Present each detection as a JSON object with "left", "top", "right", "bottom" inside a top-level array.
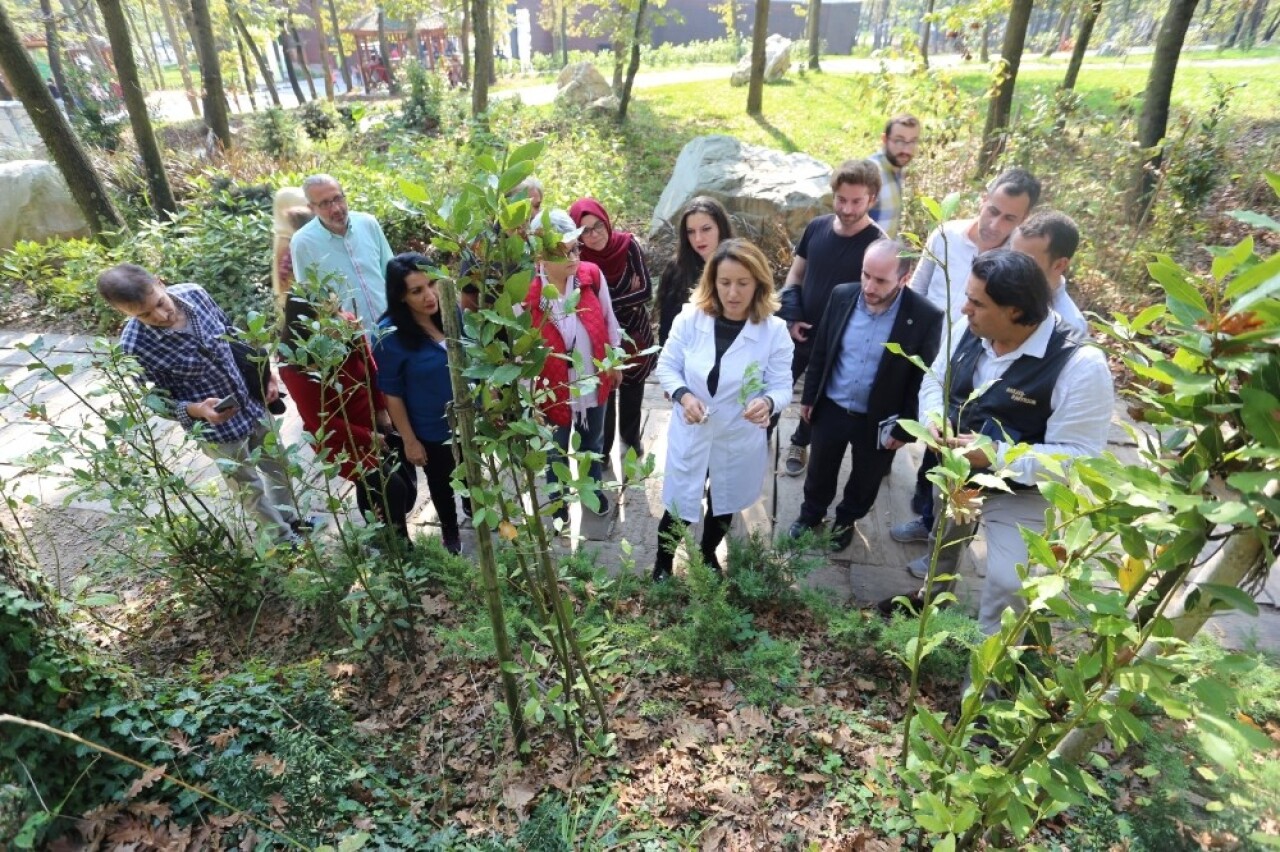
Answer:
[
  {"left": 498, "top": 160, "right": 537, "bottom": 195},
  {"left": 1148, "top": 257, "right": 1208, "bottom": 323},
  {"left": 1198, "top": 730, "right": 1239, "bottom": 768},
  {"left": 1212, "top": 236, "right": 1254, "bottom": 283},
  {"left": 1198, "top": 582, "right": 1260, "bottom": 616},
  {"left": 1226, "top": 471, "right": 1280, "bottom": 494},
  {"left": 1228, "top": 210, "right": 1280, "bottom": 232},
  {"left": 1239, "top": 388, "right": 1280, "bottom": 448},
  {"left": 337, "top": 832, "right": 371, "bottom": 852},
  {"left": 1227, "top": 250, "right": 1280, "bottom": 304},
  {"left": 399, "top": 179, "right": 430, "bottom": 206},
  {"left": 508, "top": 138, "right": 546, "bottom": 166}
]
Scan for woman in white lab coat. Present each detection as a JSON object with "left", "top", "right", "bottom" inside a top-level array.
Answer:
[{"left": 653, "top": 239, "right": 794, "bottom": 581}]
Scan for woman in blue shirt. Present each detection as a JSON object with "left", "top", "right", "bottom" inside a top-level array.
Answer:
[{"left": 373, "top": 253, "right": 462, "bottom": 554}]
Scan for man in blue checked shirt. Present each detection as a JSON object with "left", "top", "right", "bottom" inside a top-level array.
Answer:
[{"left": 97, "top": 263, "right": 307, "bottom": 546}]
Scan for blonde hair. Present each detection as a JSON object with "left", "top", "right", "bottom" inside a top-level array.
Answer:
[
  {"left": 271, "top": 186, "right": 309, "bottom": 308},
  {"left": 692, "top": 238, "right": 780, "bottom": 323}
]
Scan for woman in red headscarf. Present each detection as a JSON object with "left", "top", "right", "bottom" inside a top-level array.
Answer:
[{"left": 569, "top": 198, "right": 657, "bottom": 463}]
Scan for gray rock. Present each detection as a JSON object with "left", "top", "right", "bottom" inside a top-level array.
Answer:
[
  {"left": 729, "top": 34, "right": 793, "bottom": 87},
  {"left": 587, "top": 94, "right": 620, "bottom": 115},
  {"left": 648, "top": 135, "right": 831, "bottom": 244},
  {"left": 554, "top": 62, "right": 613, "bottom": 108},
  {"left": 0, "top": 160, "right": 91, "bottom": 251}
]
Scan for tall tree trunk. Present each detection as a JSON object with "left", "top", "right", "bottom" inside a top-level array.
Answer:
[
  {"left": 487, "top": 1, "right": 497, "bottom": 85},
  {"left": 981, "top": 20, "right": 992, "bottom": 61},
  {"left": 1264, "top": 4, "right": 1280, "bottom": 39},
  {"left": 611, "top": 37, "right": 626, "bottom": 94},
  {"left": 308, "top": 0, "right": 334, "bottom": 99},
  {"left": 229, "top": 7, "right": 281, "bottom": 107},
  {"left": 461, "top": 0, "right": 472, "bottom": 87},
  {"left": 1044, "top": 0, "right": 1075, "bottom": 54},
  {"left": 157, "top": 0, "right": 199, "bottom": 115},
  {"left": 0, "top": 2, "right": 126, "bottom": 239},
  {"left": 278, "top": 19, "right": 308, "bottom": 102},
  {"left": 977, "top": 0, "right": 1034, "bottom": 175},
  {"left": 98, "top": 0, "right": 176, "bottom": 214},
  {"left": 1128, "top": 0, "right": 1200, "bottom": 222},
  {"left": 471, "top": 0, "right": 490, "bottom": 116},
  {"left": 135, "top": 0, "right": 166, "bottom": 89},
  {"left": 1223, "top": 0, "right": 1249, "bottom": 47},
  {"left": 807, "top": 0, "right": 822, "bottom": 69},
  {"left": 290, "top": 20, "right": 318, "bottom": 99},
  {"left": 920, "top": 0, "right": 937, "bottom": 67},
  {"left": 326, "top": 0, "right": 350, "bottom": 91},
  {"left": 376, "top": 7, "right": 396, "bottom": 93},
  {"left": 1062, "top": 0, "right": 1102, "bottom": 90},
  {"left": 61, "top": 0, "right": 111, "bottom": 71},
  {"left": 746, "top": 0, "right": 769, "bottom": 115},
  {"left": 124, "top": 1, "right": 161, "bottom": 91},
  {"left": 187, "top": 0, "right": 231, "bottom": 149},
  {"left": 234, "top": 19, "right": 257, "bottom": 110},
  {"left": 1244, "top": 0, "right": 1268, "bottom": 45},
  {"left": 40, "top": 0, "right": 74, "bottom": 115},
  {"left": 617, "top": 0, "right": 647, "bottom": 121},
  {"left": 558, "top": 2, "right": 568, "bottom": 66},
  {"left": 0, "top": 76, "right": 10, "bottom": 99}
]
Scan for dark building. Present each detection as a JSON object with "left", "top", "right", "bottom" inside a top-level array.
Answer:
[{"left": 519, "top": 0, "right": 863, "bottom": 58}]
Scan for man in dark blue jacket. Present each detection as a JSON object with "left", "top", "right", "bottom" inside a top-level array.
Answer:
[{"left": 786, "top": 239, "right": 944, "bottom": 552}]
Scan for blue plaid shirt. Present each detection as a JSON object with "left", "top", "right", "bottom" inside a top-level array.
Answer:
[{"left": 119, "top": 283, "right": 263, "bottom": 443}]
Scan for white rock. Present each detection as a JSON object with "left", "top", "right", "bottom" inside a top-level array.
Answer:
[
  {"left": 729, "top": 34, "right": 793, "bottom": 87},
  {"left": 554, "top": 62, "right": 613, "bottom": 108},
  {"left": 0, "top": 160, "right": 91, "bottom": 251},
  {"left": 587, "top": 94, "right": 620, "bottom": 115},
  {"left": 649, "top": 135, "right": 832, "bottom": 244}
]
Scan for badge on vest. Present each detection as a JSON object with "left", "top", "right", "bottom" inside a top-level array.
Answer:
[{"left": 1006, "top": 387, "right": 1038, "bottom": 406}]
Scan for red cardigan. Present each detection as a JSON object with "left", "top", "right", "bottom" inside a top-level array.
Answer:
[{"left": 280, "top": 342, "right": 387, "bottom": 481}]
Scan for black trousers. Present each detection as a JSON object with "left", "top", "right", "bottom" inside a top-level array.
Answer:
[
  {"left": 420, "top": 438, "right": 460, "bottom": 538},
  {"left": 355, "top": 453, "right": 418, "bottom": 541},
  {"left": 911, "top": 448, "right": 939, "bottom": 526},
  {"left": 603, "top": 380, "right": 646, "bottom": 458},
  {"left": 654, "top": 490, "right": 733, "bottom": 575},
  {"left": 788, "top": 342, "right": 813, "bottom": 448},
  {"left": 797, "top": 397, "right": 896, "bottom": 528}
]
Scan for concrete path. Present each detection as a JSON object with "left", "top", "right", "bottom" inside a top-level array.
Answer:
[{"left": 1, "top": 329, "right": 1276, "bottom": 651}]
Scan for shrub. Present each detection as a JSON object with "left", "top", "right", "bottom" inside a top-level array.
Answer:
[
  {"left": 401, "top": 60, "right": 445, "bottom": 133},
  {"left": 252, "top": 107, "right": 300, "bottom": 159},
  {"left": 298, "top": 100, "right": 339, "bottom": 142}
]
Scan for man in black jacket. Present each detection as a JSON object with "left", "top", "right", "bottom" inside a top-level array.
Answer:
[{"left": 786, "top": 239, "right": 945, "bottom": 552}]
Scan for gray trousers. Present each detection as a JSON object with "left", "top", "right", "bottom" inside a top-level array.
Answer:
[
  {"left": 922, "top": 489, "right": 1050, "bottom": 635},
  {"left": 203, "top": 421, "right": 299, "bottom": 542}
]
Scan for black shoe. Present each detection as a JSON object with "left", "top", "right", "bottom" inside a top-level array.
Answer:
[
  {"left": 290, "top": 515, "right": 322, "bottom": 535},
  {"left": 788, "top": 519, "right": 820, "bottom": 539},
  {"left": 652, "top": 563, "right": 673, "bottom": 583},
  {"left": 876, "top": 591, "right": 926, "bottom": 617},
  {"left": 829, "top": 524, "right": 854, "bottom": 552},
  {"left": 442, "top": 534, "right": 462, "bottom": 555}
]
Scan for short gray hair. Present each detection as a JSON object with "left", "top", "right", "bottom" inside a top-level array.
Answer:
[
  {"left": 302, "top": 173, "right": 341, "bottom": 200},
  {"left": 865, "top": 237, "right": 912, "bottom": 278},
  {"left": 97, "top": 263, "right": 158, "bottom": 306},
  {"left": 529, "top": 208, "right": 579, "bottom": 237},
  {"left": 514, "top": 176, "right": 543, "bottom": 195}
]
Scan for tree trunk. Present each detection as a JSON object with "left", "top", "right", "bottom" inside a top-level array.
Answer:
[
  {"left": 0, "top": 75, "right": 11, "bottom": 100},
  {"left": 98, "top": 0, "right": 176, "bottom": 214},
  {"left": 471, "top": 0, "right": 491, "bottom": 116},
  {"left": 920, "top": 0, "right": 937, "bottom": 67},
  {"left": 612, "top": 37, "right": 626, "bottom": 94},
  {"left": 1128, "top": 0, "right": 1200, "bottom": 222},
  {"left": 233, "top": 18, "right": 257, "bottom": 111},
  {"left": 309, "top": 0, "right": 334, "bottom": 99},
  {"left": 461, "top": 0, "right": 472, "bottom": 87},
  {"left": 746, "top": 0, "right": 769, "bottom": 115},
  {"left": 326, "top": 0, "right": 350, "bottom": 91},
  {"left": 157, "top": 0, "right": 199, "bottom": 115},
  {"left": 0, "top": 2, "right": 127, "bottom": 239},
  {"left": 617, "top": 0, "right": 647, "bottom": 121},
  {"left": 487, "top": 1, "right": 497, "bottom": 85},
  {"left": 977, "top": 0, "right": 1034, "bottom": 175},
  {"left": 1244, "top": 0, "right": 1268, "bottom": 45},
  {"left": 1054, "top": 532, "right": 1265, "bottom": 765},
  {"left": 62, "top": 0, "right": 111, "bottom": 72},
  {"left": 558, "top": 1, "right": 568, "bottom": 66},
  {"left": 40, "top": 0, "right": 74, "bottom": 115},
  {"left": 124, "top": 1, "right": 161, "bottom": 91},
  {"left": 229, "top": 8, "right": 280, "bottom": 107},
  {"left": 187, "top": 0, "right": 232, "bottom": 149},
  {"left": 1044, "top": 0, "right": 1075, "bottom": 55},
  {"left": 981, "top": 20, "right": 992, "bottom": 61},
  {"left": 1223, "top": 0, "right": 1249, "bottom": 47},
  {"left": 279, "top": 19, "right": 308, "bottom": 103},
  {"left": 134, "top": 0, "right": 166, "bottom": 89},
  {"left": 1062, "top": 0, "right": 1102, "bottom": 90},
  {"left": 807, "top": 0, "right": 822, "bottom": 69},
  {"left": 290, "top": 19, "right": 318, "bottom": 99},
  {"left": 376, "top": 7, "right": 397, "bottom": 93}
]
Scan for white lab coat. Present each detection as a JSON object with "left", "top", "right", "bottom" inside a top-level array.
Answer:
[{"left": 656, "top": 305, "right": 794, "bottom": 522}]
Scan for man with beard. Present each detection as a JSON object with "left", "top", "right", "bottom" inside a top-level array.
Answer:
[
  {"left": 778, "top": 159, "right": 887, "bottom": 477},
  {"left": 868, "top": 115, "right": 921, "bottom": 238},
  {"left": 891, "top": 167, "right": 1041, "bottom": 544},
  {"left": 290, "top": 173, "right": 395, "bottom": 337},
  {"left": 785, "top": 239, "right": 943, "bottom": 552}
]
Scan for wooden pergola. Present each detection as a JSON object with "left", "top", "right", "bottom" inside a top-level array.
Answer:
[{"left": 343, "top": 12, "right": 452, "bottom": 86}]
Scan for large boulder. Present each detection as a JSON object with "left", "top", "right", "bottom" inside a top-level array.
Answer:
[
  {"left": 648, "top": 135, "right": 831, "bottom": 244},
  {"left": 0, "top": 160, "right": 91, "bottom": 251},
  {"left": 555, "top": 62, "right": 613, "bottom": 108},
  {"left": 729, "top": 34, "right": 793, "bottom": 87}
]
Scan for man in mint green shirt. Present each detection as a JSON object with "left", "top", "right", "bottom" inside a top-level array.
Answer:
[{"left": 290, "top": 174, "right": 394, "bottom": 337}]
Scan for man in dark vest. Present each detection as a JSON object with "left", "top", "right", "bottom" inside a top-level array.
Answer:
[
  {"left": 785, "top": 239, "right": 944, "bottom": 552},
  {"left": 905, "top": 250, "right": 1113, "bottom": 634}
]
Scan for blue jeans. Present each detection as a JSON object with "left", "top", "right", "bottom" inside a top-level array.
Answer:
[{"left": 548, "top": 404, "right": 606, "bottom": 503}]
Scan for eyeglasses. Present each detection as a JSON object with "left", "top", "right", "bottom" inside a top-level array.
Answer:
[
  {"left": 313, "top": 193, "right": 346, "bottom": 210},
  {"left": 582, "top": 222, "right": 608, "bottom": 237}
]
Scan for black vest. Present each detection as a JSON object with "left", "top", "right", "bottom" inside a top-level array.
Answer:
[{"left": 947, "top": 320, "right": 1079, "bottom": 446}]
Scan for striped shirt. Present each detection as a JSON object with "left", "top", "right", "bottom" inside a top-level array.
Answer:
[{"left": 869, "top": 150, "right": 904, "bottom": 238}]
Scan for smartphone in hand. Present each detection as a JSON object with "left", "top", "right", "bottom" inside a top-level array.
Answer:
[{"left": 212, "top": 395, "right": 238, "bottom": 414}]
